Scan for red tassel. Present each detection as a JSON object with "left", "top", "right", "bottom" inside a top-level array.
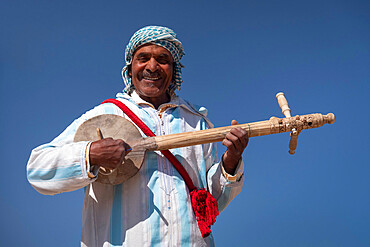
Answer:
[{"left": 190, "top": 189, "right": 219, "bottom": 238}]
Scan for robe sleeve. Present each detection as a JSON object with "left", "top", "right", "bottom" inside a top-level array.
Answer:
[{"left": 26, "top": 103, "right": 121, "bottom": 195}]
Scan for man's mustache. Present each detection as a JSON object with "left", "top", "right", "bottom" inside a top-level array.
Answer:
[{"left": 142, "top": 72, "right": 161, "bottom": 78}]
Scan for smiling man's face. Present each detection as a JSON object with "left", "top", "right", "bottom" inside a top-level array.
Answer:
[{"left": 129, "top": 44, "right": 174, "bottom": 108}]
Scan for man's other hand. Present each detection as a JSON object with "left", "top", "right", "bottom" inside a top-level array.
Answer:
[
  {"left": 222, "top": 120, "right": 249, "bottom": 175},
  {"left": 89, "top": 138, "right": 130, "bottom": 170}
]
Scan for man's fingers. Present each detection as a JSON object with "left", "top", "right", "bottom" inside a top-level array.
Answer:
[
  {"left": 223, "top": 128, "right": 249, "bottom": 161},
  {"left": 225, "top": 132, "right": 242, "bottom": 154},
  {"left": 90, "top": 138, "right": 130, "bottom": 169},
  {"left": 229, "top": 128, "right": 248, "bottom": 146},
  {"left": 222, "top": 138, "right": 238, "bottom": 154},
  {"left": 222, "top": 120, "right": 250, "bottom": 173},
  {"left": 230, "top": 120, "right": 248, "bottom": 147},
  {"left": 229, "top": 127, "right": 249, "bottom": 147}
]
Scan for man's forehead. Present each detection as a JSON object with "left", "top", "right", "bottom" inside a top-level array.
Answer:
[{"left": 133, "top": 44, "right": 173, "bottom": 58}]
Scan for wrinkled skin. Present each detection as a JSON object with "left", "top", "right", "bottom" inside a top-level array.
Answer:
[
  {"left": 129, "top": 44, "right": 174, "bottom": 109},
  {"left": 89, "top": 138, "right": 131, "bottom": 169},
  {"left": 222, "top": 120, "right": 249, "bottom": 175},
  {"left": 89, "top": 45, "right": 249, "bottom": 173}
]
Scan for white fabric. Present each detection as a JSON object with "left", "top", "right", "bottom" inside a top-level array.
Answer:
[{"left": 27, "top": 92, "right": 245, "bottom": 247}]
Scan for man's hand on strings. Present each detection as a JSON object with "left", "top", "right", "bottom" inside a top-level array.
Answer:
[
  {"left": 222, "top": 120, "right": 249, "bottom": 175},
  {"left": 89, "top": 138, "right": 131, "bottom": 170}
]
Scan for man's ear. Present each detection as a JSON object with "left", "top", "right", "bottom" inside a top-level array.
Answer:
[{"left": 128, "top": 65, "right": 132, "bottom": 77}]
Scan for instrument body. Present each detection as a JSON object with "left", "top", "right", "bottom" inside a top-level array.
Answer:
[{"left": 74, "top": 114, "right": 145, "bottom": 184}]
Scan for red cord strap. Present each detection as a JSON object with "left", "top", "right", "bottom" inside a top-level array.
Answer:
[{"left": 102, "top": 98, "right": 219, "bottom": 237}]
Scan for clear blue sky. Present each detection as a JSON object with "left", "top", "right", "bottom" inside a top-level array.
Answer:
[{"left": 1, "top": 0, "right": 370, "bottom": 246}]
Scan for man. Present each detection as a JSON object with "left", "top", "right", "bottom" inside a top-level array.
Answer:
[{"left": 27, "top": 26, "right": 249, "bottom": 246}]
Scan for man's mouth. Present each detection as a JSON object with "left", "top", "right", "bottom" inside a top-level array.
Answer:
[
  {"left": 142, "top": 72, "right": 161, "bottom": 81},
  {"left": 143, "top": 76, "right": 161, "bottom": 81}
]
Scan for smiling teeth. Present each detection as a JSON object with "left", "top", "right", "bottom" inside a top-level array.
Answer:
[{"left": 144, "top": 77, "right": 160, "bottom": 80}]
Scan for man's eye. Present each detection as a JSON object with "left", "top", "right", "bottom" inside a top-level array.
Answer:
[
  {"left": 137, "top": 57, "right": 149, "bottom": 62},
  {"left": 157, "top": 58, "right": 170, "bottom": 64}
]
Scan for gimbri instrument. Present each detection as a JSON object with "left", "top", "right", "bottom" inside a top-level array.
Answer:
[{"left": 74, "top": 92, "right": 335, "bottom": 185}]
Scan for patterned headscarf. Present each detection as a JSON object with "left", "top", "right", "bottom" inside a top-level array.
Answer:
[{"left": 121, "top": 26, "right": 185, "bottom": 95}]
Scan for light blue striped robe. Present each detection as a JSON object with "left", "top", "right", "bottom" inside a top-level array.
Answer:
[{"left": 27, "top": 92, "right": 244, "bottom": 247}]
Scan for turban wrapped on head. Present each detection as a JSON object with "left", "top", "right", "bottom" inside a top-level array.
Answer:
[{"left": 121, "top": 26, "right": 185, "bottom": 95}]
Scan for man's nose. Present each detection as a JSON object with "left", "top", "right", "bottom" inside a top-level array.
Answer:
[{"left": 145, "top": 57, "right": 159, "bottom": 72}]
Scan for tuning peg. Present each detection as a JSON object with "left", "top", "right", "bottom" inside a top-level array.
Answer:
[
  {"left": 288, "top": 129, "right": 300, "bottom": 155},
  {"left": 276, "top": 92, "right": 301, "bottom": 155},
  {"left": 276, "top": 92, "right": 292, "bottom": 118}
]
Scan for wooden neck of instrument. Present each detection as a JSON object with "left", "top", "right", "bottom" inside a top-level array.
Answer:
[{"left": 149, "top": 113, "right": 335, "bottom": 151}]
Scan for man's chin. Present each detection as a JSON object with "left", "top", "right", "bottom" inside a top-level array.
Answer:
[
  {"left": 137, "top": 88, "right": 164, "bottom": 98},
  {"left": 141, "top": 79, "right": 163, "bottom": 85}
]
